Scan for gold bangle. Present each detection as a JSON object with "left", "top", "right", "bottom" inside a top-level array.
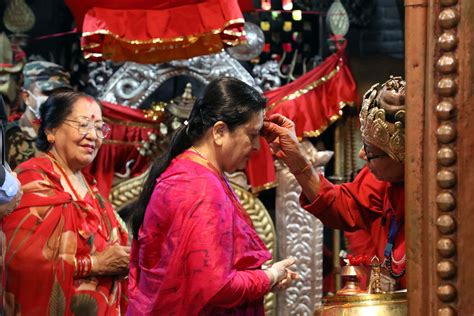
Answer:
[
  {"left": 73, "top": 257, "right": 78, "bottom": 276},
  {"left": 292, "top": 163, "right": 312, "bottom": 175},
  {"left": 90, "top": 255, "right": 96, "bottom": 274}
]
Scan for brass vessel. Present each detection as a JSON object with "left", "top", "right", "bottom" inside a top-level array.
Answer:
[
  {"left": 314, "top": 292, "right": 407, "bottom": 316},
  {"left": 315, "top": 259, "right": 407, "bottom": 315}
]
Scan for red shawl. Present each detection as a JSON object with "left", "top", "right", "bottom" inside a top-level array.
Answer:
[
  {"left": 1, "top": 156, "right": 129, "bottom": 315},
  {"left": 127, "top": 152, "right": 271, "bottom": 315}
]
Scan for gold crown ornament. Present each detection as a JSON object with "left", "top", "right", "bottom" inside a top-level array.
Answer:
[{"left": 359, "top": 76, "right": 406, "bottom": 162}]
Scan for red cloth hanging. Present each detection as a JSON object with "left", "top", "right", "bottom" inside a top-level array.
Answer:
[
  {"left": 238, "top": 0, "right": 255, "bottom": 12},
  {"left": 265, "top": 50, "right": 358, "bottom": 138},
  {"left": 246, "top": 48, "right": 358, "bottom": 192},
  {"left": 65, "top": 0, "right": 245, "bottom": 63},
  {"left": 83, "top": 101, "right": 161, "bottom": 198}
]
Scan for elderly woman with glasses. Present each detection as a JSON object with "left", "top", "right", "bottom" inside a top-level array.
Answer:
[{"left": 1, "top": 91, "right": 130, "bottom": 315}]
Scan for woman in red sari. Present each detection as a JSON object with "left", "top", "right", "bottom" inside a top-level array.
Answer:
[
  {"left": 128, "top": 77, "right": 298, "bottom": 316},
  {"left": 1, "top": 91, "right": 129, "bottom": 315}
]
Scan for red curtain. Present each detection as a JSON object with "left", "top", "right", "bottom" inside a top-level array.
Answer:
[
  {"left": 238, "top": 0, "right": 255, "bottom": 12},
  {"left": 246, "top": 49, "right": 359, "bottom": 192},
  {"left": 65, "top": 0, "right": 245, "bottom": 63}
]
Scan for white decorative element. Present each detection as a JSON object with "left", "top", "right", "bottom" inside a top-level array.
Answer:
[
  {"left": 275, "top": 141, "right": 328, "bottom": 315},
  {"left": 3, "top": 0, "right": 35, "bottom": 33},
  {"left": 96, "top": 51, "right": 258, "bottom": 108},
  {"left": 226, "top": 22, "right": 265, "bottom": 61},
  {"left": 225, "top": 171, "right": 250, "bottom": 191},
  {"left": 326, "top": 0, "right": 350, "bottom": 36}
]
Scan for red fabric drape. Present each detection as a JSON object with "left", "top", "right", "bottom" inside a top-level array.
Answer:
[
  {"left": 65, "top": 0, "right": 245, "bottom": 63},
  {"left": 246, "top": 48, "right": 358, "bottom": 192},
  {"left": 265, "top": 50, "right": 357, "bottom": 138},
  {"left": 245, "top": 138, "right": 276, "bottom": 192},
  {"left": 2, "top": 157, "right": 128, "bottom": 315},
  {"left": 238, "top": 0, "right": 255, "bottom": 12},
  {"left": 84, "top": 101, "right": 161, "bottom": 198}
]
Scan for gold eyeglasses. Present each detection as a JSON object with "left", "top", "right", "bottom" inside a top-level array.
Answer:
[{"left": 63, "top": 118, "right": 111, "bottom": 139}]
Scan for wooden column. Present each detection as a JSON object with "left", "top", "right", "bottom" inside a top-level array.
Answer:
[{"left": 406, "top": 0, "right": 474, "bottom": 314}]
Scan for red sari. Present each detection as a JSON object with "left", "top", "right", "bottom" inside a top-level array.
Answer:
[
  {"left": 1, "top": 156, "right": 129, "bottom": 315},
  {"left": 301, "top": 166, "right": 406, "bottom": 288},
  {"left": 128, "top": 151, "right": 272, "bottom": 316}
]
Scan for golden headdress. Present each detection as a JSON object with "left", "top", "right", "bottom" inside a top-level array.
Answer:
[{"left": 359, "top": 76, "right": 406, "bottom": 162}]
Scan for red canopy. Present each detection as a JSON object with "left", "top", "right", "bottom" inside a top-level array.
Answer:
[
  {"left": 65, "top": 0, "right": 245, "bottom": 63},
  {"left": 247, "top": 48, "right": 359, "bottom": 192}
]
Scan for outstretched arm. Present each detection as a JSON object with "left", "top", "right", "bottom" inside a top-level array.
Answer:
[{"left": 262, "top": 114, "right": 387, "bottom": 232}]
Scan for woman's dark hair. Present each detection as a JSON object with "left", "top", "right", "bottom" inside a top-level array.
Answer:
[
  {"left": 131, "top": 77, "right": 266, "bottom": 238},
  {"left": 36, "top": 90, "right": 99, "bottom": 152}
]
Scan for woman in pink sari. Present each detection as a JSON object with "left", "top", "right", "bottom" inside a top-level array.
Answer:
[{"left": 128, "top": 77, "right": 298, "bottom": 315}]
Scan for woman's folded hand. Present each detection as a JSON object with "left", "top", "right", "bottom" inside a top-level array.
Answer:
[{"left": 92, "top": 243, "right": 131, "bottom": 276}]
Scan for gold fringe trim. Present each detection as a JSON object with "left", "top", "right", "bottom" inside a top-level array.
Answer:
[
  {"left": 303, "top": 101, "right": 355, "bottom": 138},
  {"left": 104, "top": 117, "right": 160, "bottom": 128},
  {"left": 84, "top": 52, "right": 104, "bottom": 59},
  {"left": 267, "top": 64, "right": 342, "bottom": 112},
  {"left": 103, "top": 139, "right": 140, "bottom": 146},
  {"left": 251, "top": 179, "right": 279, "bottom": 194},
  {"left": 81, "top": 18, "right": 245, "bottom": 46}
]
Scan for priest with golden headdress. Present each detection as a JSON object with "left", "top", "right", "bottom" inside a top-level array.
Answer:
[{"left": 262, "top": 76, "right": 407, "bottom": 290}]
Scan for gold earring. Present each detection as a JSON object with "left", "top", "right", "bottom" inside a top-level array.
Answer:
[{"left": 47, "top": 134, "right": 55, "bottom": 143}]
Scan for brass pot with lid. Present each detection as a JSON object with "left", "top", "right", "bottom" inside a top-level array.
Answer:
[{"left": 314, "top": 258, "right": 407, "bottom": 316}]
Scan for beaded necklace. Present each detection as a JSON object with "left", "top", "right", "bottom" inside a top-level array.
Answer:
[{"left": 382, "top": 215, "right": 406, "bottom": 278}]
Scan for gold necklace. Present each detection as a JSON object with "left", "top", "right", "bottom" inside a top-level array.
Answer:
[
  {"left": 190, "top": 146, "right": 224, "bottom": 175},
  {"left": 191, "top": 146, "right": 208, "bottom": 161}
]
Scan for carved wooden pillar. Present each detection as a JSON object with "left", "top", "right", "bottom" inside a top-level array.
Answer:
[{"left": 406, "top": 0, "right": 474, "bottom": 314}]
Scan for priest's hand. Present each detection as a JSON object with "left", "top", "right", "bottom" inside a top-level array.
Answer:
[{"left": 261, "top": 114, "right": 310, "bottom": 174}]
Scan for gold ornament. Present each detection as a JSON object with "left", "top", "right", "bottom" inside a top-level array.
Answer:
[
  {"left": 143, "top": 101, "right": 166, "bottom": 121},
  {"left": 359, "top": 76, "right": 406, "bottom": 162}
]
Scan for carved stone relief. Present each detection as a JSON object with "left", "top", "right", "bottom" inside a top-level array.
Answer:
[
  {"left": 94, "top": 51, "right": 259, "bottom": 108},
  {"left": 275, "top": 141, "right": 331, "bottom": 315}
]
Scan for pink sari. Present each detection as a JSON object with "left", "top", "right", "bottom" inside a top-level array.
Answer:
[{"left": 128, "top": 151, "right": 271, "bottom": 315}]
